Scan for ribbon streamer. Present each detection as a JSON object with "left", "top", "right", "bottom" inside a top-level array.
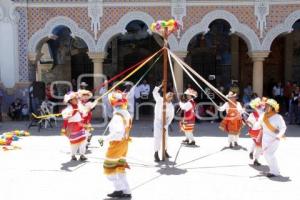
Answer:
[{"left": 94, "top": 48, "right": 164, "bottom": 103}]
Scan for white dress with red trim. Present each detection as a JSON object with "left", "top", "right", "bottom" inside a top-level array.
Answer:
[
  {"left": 61, "top": 104, "right": 86, "bottom": 144},
  {"left": 247, "top": 111, "right": 262, "bottom": 146},
  {"left": 179, "top": 99, "right": 196, "bottom": 133}
]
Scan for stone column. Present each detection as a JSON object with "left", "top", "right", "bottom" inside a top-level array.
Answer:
[
  {"left": 88, "top": 52, "right": 105, "bottom": 89},
  {"left": 174, "top": 51, "right": 187, "bottom": 94},
  {"left": 0, "top": 1, "right": 20, "bottom": 88},
  {"left": 249, "top": 51, "right": 270, "bottom": 97}
]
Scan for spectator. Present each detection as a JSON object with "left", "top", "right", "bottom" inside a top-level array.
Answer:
[
  {"left": 46, "top": 82, "right": 54, "bottom": 101},
  {"left": 79, "top": 82, "right": 88, "bottom": 90},
  {"left": 284, "top": 81, "right": 293, "bottom": 114},
  {"left": 71, "top": 78, "right": 77, "bottom": 91},
  {"left": 8, "top": 98, "right": 22, "bottom": 120},
  {"left": 243, "top": 83, "right": 253, "bottom": 105},
  {"left": 139, "top": 80, "right": 151, "bottom": 100},
  {"left": 272, "top": 82, "right": 283, "bottom": 109},
  {"left": 21, "top": 104, "right": 29, "bottom": 120},
  {"left": 137, "top": 80, "right": 151, "bottom": 115},
  {"left": 99, "top": 81, "right": 113, "bottom": 120},
  {"left": 29, "top": 81, "right": 45, "bottom": 114}
]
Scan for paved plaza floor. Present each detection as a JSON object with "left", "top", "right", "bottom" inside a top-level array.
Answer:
[{"left": 1, "top": 120, "right": 300, "bottom": 200}]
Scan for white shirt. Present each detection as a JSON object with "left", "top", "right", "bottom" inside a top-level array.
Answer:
[
  {"left": 134, "top": 86, "right": 141, "bottom": 99},
  {"left": 106, "top": 109, "right": 132, "bottom": 142},
  {"left": 179, "top": 101, "right": 193, "bottom": 111},
  {"left": 259, "top": 113, "right": 287, "bottom": 139},
  {"left": 153, "top": 87, "right": 174, "bottom": 126},
  {"left": 273, "top": 86, "right": 283, "bottom": 96},
  {"left": 218, "top": 102, "right": 244, "bottom": 114},
  {"left": 139, "top": 84, "right": 150, "bottom": 96},
  {"left": 62, "top": 104, "right": 85, "bottom": 122},
  {"left": 247, "top": 111, "right": 262, "bottom": 130}
]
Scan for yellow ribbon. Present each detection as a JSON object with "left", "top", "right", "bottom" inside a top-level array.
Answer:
[{"left": 94, "top": 48, "right": 164, "bottom": 103}]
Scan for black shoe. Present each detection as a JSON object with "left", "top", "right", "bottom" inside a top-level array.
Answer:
[
  {"left": 234, "top": 142, "right": 238, "bottom": 147},
  {"left": 107, "top": 191, "right": 123, "bottom": 198},
  {"left": 154, "top": 151, "right": 160, "bottom": 162},
  {"left": 120, "top": 193, "right": 132, "bottom": 199},
  {"left": 266, "top": 173, "right": 276, "bottom": 178},
  {"left": 188, "top": 141, "right": 196, "bottom": 146},
  {"left": 80, "top": 155, "right": 87, "bottom": 161},
  {"left": 249, "top": 152, "right": 254, "bottom": 160},
  {"left": 182, "top": 139, "right": 189, "bottom": 143},
  {"left": 165, "top": 151, "right": 171, "bottom": 158},
  {"left": 253, "top": 159, "right": 261, "bottom": 166},
  {"left": 229, "top": 143, "right": 233, "bottom": 149},
  {"left": 71, "top": 156, "right": 77, "bottom": 161}
]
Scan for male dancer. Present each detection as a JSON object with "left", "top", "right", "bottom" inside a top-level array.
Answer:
[{"left": 153, "top": 84, "right": 174, "bottom": 162}]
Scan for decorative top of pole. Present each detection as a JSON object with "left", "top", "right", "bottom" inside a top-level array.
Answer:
[{"left": 150, "top": 19, "right": 180, "bottom": 37}]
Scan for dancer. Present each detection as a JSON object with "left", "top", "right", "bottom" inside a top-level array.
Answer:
[
  {"left": 61, "top": 91, "right": 88, "bottom": 161},
  {"left": 153, "top": 84, "right": 174, "bottom": 162},
  {"left": 99, "top": 81, "right": 113, "bottom": 120},
  {"left": 247, "top": 97, "right": 263, "bottom": 165},
  {"left": 78, "top": 89, "right": 96, "bottom": 149},
  {"left": 180, "top": 88, "right": 197, "bottom": 145},
  {"left": 100, "top": 90, "right": 132, "bottom": 198},
  {"left": 260, "top": 99, "right": 287, "bottom": 177},
  {"left": 218, "top": 91, "right": 244, "bottom": 148}
]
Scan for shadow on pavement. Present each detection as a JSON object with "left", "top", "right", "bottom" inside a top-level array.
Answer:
[
  {"left": 249, "top": 164, "right": 269, "bottom": 173},
  {"left": 250, "top": 172, "right": 291, "bottom": 182},
  {"left": 268, "top": 175, "right": 291, "bottom": 182},
  {"left": 156, "top": 160, "right": 187, "bottom": 176},
  {"left": 60, "top": 160, "right": 87, "bottom": 172}
]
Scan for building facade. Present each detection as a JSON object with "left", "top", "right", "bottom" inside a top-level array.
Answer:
[{"left": 1, "top": 0, "right": 300, "bottom": 105}]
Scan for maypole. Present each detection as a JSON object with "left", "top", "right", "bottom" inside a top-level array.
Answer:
[{"left": 151, "top": 19, "right": 180, "bottom": 161}]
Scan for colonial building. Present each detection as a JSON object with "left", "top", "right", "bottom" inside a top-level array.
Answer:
[{"left": 1, "top": 0, "right": 300, "bottom": 106}]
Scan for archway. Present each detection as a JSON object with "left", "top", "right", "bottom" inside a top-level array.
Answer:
[
  {"left": 103, "top": 20, "right": 164, "bottom": 84},
  {"left": 185, "top": 19, "right": 252, "bottom": 102},
  {"left": 263, "top": 19, "right": 300, "bottom": 112},
  {"left": 36, "top": 25, "right": 93, "bottom": 92}
]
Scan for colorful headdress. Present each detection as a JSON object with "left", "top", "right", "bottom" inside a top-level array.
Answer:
[
  {"left": 250, "top": 97, "right": 261, "bottom": 109},
  {"left": 266, "top": 99, "right": 280, "bottom": 113},
  {"left": 108, "top": 90, "right": 128, "bottom": 109},
  {"left": 184, "top": 88, "right": 198, "bottom": 98},
  {"left": 63, "top": 91, "right": 77, "bottom": 103}
]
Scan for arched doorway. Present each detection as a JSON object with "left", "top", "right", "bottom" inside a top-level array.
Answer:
[
  {"left": 185, "top": 19, "right": 251, "bottom": 100},
  {"left": 103, "top": 20, "right": 163, "bottom": 84},
  {"left": 264, "top": 19, "right": 300, "bottom": 96},
  {"left": 37, "top": 26, "right": 93, "bottom": 91}
]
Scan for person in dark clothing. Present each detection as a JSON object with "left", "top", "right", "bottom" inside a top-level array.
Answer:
[{"left": 8, "top": 98, "right": 22, "bottom": 120}]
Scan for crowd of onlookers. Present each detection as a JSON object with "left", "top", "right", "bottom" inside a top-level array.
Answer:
[{"left": 0, "top": 79, "right": 300, "bottom": 124}]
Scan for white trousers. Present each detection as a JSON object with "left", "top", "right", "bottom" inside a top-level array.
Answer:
[
  {"left": 154, "top": 120, "right": 168, "bottom": 152},
  {"left": 263, "top": 135, "right": 280, "bottom": 175},
  {"left": 228, "top": 134, "right": 239, "bottom": 144},
  {"left": 250, "top": 141, "right": 262, "bottom": 160},
  {"left": 185, "top": 132, "right": 195, "bottom": 142},
  {"left": 70, "top": 141, "right": 86, "bottom": 156},
  {"left": 254, "top": 146, "right": 262, "bottom": 160},
  {"left": 107, "top": 173, "right": 131, "bottom": 194}
]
